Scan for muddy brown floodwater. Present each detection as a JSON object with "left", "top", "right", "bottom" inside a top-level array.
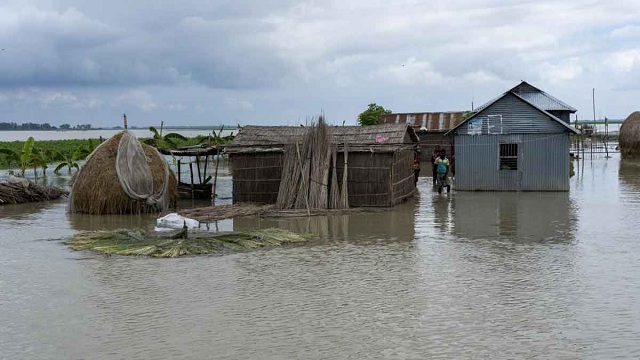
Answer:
[{"left": 2, "top": 154, "right": 640, "bottom": 359}]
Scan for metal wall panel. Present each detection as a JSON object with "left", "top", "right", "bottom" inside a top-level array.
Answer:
[
  {"left": 458, "top": 93, "right": 567, "bottom": 135},
  {"left": 455, "top": 133, "right": 570, "bottom": 191}
]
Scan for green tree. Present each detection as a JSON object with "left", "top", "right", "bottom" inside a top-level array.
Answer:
[{"left": 358, "top": 103, "right": 392, "bottom": 126}]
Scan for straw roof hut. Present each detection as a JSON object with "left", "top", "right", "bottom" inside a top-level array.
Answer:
[
  {"left": 619, "top": 111, "right": 640, "bottom": 158},
  {"left": 227, "top": 124, "right": 419, "bottom": 207},
  {"left": 70, "top": 132, "right": 178, "bottom": 215}
]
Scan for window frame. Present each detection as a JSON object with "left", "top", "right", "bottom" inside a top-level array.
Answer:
[{"left": 499, "top": 143, "right": 518, "bottom": 171}]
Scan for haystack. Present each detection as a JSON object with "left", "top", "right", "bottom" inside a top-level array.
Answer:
[
  {"left": 70, "top": 131, "right": 178, "bottom": 214},
  {"left": 619, "top": 111, "right": 640, "bottom": 158}
]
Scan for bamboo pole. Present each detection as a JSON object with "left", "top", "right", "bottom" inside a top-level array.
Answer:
[{"left": 296, "top": 142, "right": 310, "bottom": 216}]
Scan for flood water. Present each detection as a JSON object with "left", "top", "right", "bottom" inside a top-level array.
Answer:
[{"left": 2, "top": 154, "right": 640, "bottom": 359}]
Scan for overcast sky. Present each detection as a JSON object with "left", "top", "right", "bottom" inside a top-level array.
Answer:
[{"left": 0, "top": 0, "right": 639, "bottom": 128}]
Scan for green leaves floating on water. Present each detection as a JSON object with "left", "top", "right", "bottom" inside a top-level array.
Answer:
[{"left": 65, "top": 228, "right": 311, "bottom": 258}]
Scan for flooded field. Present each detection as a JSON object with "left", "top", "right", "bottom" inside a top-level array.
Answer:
[
  {"left": 0, "top": 129, "right": 235, "bottom": 142},
  {"left": 2, "top": 155, "right": 640, "bottom": 359}
]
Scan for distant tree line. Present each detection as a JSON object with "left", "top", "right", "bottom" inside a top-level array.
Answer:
[{"left": 0, "top": 122, "right": 92, "bottom": 131}]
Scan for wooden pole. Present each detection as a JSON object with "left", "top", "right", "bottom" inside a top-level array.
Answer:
[
  {"left": 212, "top": 147, "right": 220, "bottom": 206},
  {"left": 196, "top": 156, "right": 202, "bottom": 184},
  {"left": 123, "top": 114, "right": 128, "bottom": 130},
  {"left": 189, "top": 162, "right": 195, "bottom": 200},
  {"left": 604, "top": 117, "right": 610, "bottom": 158},
  {"left": 591, "top": 88, "right": 595, "bottom": 160},
  {"left": 203, "top": 155, "right": 209, "bottom": 183}
]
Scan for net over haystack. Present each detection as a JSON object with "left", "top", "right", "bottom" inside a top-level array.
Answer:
[
  {"left": 70, "top": 131, "right": 178, "bottom": 214},
  {"left": 619, "top": 111, "right": 640, "bottom": 158}
]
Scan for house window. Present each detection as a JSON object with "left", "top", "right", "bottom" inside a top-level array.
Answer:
[{"left": 499, "top": 143, "right": 518, "bottom": 170}]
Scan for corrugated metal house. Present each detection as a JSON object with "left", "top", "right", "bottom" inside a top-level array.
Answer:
[
  {"left": 378, "top": 111, "right": 466, "bottom": 160},
  {"left": 445, "top": 81, "right": 579, "bottom": 191},
  {"left": 226, "top": 124, "right": 419, "bottom": 206}
]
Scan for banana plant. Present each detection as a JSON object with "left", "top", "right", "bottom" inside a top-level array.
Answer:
[
  {"left": 0, "top": 137, "right": 37, "bottom": 177},
  {"left": 31, "top": 147, "right": 56, "bottom": 179},
  {"left": 20, "top": 137, "right": 36, "bottom": 177},
  {"left": 199, "top": 125, "right": 235, "bottom": 145},
  {"left": 54, "top": 146, "right": 90, "bottom": 175},
  {"left": 147, "top": 121, "right": 188, "bottom": 148},
  {"left": 0, "top": 148, "right": 20, "bottom": 171}
]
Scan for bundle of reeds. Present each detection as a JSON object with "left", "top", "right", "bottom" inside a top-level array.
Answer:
[
  {"left": 65, "top": 227, "right": 310, "bottom": 258},
  {"left": 70, "top": 132, "right": 178, "bottom": 214},
  {"left": 0, "top": 180, "right": 68, "bottom": 205},
  {"left": 619, "top": 111, "right": 640, "bottom": 158},
  {"left": 179, "top": 203, "right": 274, "bottom": 222},
  {"left": 275, "top": 117, "right": 349, "bottom": 211}
]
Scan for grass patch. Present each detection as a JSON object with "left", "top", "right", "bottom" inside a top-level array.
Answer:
[{"left": 65, "top": 228, "right": 311, "bottom": 258}]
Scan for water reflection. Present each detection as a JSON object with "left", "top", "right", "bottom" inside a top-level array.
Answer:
[
  {"left": 433, "top": 192, "right": 577, "bottom": 243},
  {"left": 619, "top": 159, "right": 640, "bottom": 192},
  {"left": 68, "top": 213, "right": 159, "bottom": 232},
  {"left": 233, "top": 201, "right": 416, "bottom": 245},
  {"left": 0, "top": 200, "right": 61, "bottom": 219}
]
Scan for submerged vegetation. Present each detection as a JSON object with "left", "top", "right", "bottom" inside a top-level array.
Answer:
[
  {"left": 0, "top": 128, "right": 236, "bottom": 172},
  {"left": 0, "top": 138, "right": 98, "bottom": 173},
  {"left": 65, "top": 228, "right": 310, "bottom": 258}
]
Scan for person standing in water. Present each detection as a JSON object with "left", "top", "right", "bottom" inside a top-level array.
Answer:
[
  {"left": 434, "top": 149, "right": 451, "bottom": 193},
  {"left": 431, "top": 145, "right": 441, "bottom": 185}
]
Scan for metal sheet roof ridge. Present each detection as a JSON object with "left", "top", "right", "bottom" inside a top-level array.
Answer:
[
  {"left": 509, "top": 92, "right": 580, "bottom": 134},
  {"left": 509, "top": 80, "right": 577, "bottom": 112},
  {"left": 533, "top": 90, "right": 577, "bottom": 112},
  {"left": 444, "top": 91, "right": 579, "bottom": 136}
]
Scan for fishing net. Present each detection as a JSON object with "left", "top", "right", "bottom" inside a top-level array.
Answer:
[{"left": 115, "top": 132, "right": 170, "bottom": 209}]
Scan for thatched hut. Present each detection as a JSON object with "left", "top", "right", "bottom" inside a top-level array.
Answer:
[
  {"left": 226, "top": 124, "right": 419, "bottom": 207},
  {"left": 619, "top": 112, "right": 640, "bottom": 158},
  {"left": 70, "top": 131, "right": 178, "bottom": 215}
]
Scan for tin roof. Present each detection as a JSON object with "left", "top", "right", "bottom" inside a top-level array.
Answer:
[
  {"left": 378, "top": 112, "right": 467, "bottom": 132},
  {"left": 474, "top": 81, "right": 577, "bottom": 113}
]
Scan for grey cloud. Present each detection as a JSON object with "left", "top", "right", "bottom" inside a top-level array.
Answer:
[{"left": 0, "top": 5, "right": 293, "bottom": 89}]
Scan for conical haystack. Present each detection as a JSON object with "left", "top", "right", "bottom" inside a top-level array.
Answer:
[
  {"left": 619, "top": 111, "right": 640, "bottom": 158},
  {"left": 70, "top": 131, "right": 178, "bottom": 215}
]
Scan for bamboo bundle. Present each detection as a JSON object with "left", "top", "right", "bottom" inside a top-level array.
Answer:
[
  {"left": 307, "top": 120, "right": 332, "bottom": 209},
  {"left": 0, "top": 180, "right": 68, "bottom": 205},
  {"left": 276, "top": 144, "right": 302, "bottom": 209},
  {"left": 274, "top": 117, "right": 349, "bottom": 211}
]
